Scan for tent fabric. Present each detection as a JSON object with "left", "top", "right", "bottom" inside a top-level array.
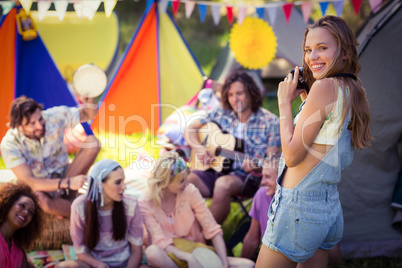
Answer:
[
  {"left": 30, "top": 11, "right": 120, "bottom": 81},
  {"left": 159, "top": 11, "right": 204, "bottom": 123},
  {"left": 92, "top": 1, "right": 204, "bottom": 135},
  {"left": 0, "top": 8, "right": 16, "bottom": 137},
  {"left": 338, "top": 0, "right": 402, "bottom": 258},
  {"left": 0, "top": 8, "right": 16, "bottom": 139},
  {"left": 92, "top": 3, "right": 159, "bottom": 135},
  {"left": 0, "top": 5, "right": 92, "bottom": 142}
]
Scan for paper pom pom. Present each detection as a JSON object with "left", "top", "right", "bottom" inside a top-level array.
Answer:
[{"left": 229, "top": 17, "right": 277, "bottom": 70}]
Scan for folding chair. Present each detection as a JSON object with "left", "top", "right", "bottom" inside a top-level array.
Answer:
[{"left": 226, "top": 172, "right": 262, "bottom": 256}]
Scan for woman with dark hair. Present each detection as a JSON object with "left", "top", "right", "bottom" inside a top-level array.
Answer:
[
  {"left": 57, "top": 159, "right": 144, "bottom": 268},
  {"left": 0, "top": 182, "right": 43, "bottom": 268},
  {"left": 256, "top": 15, "right": 372, "bottom": 267}
]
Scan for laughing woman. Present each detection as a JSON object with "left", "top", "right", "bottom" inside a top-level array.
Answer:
[
  {"left": 57, "top": 159, "right": 144, "bottom": 268},
  {"left": 0, "top": 182, "right": 43, "bottom": 268},
  {"left": 256, "top": 16, "right": 372, "bottom": 267}
]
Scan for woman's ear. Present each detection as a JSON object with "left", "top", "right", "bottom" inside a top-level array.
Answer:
[{"left": 342, "top": 50, "right": 348, "bottom": 60}]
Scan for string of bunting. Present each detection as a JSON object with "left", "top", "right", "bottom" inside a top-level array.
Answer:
[
  {"left": 160, "top": 0, "right": 383, "bottom": 25},
  {"left": 0, "top": 0, "right": 383, "bottom": 23}
]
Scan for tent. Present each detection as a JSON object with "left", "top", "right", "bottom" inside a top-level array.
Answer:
[
  {"left": 31, "top": 11, "right": 120, "bottom": 82},
  {"left": 0, "top": 5, "right": 92, "bottom": 141},
  {"left": 91, "top": 0, "right": 204, "bottom": 135},
  {"left": 338, "top": 0, "right": 402, "bottom": 258}
]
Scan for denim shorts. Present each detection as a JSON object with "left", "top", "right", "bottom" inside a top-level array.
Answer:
[{"left": 262, "top": 182, "right": 343, "bottom": 263}]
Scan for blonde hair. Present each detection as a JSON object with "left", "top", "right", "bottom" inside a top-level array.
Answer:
[
  {"left": 146, "top": 152, "right": 190, "bottom": 207},
  {"left": 302, "top": 15, "right": 373, "bottom": 149}
]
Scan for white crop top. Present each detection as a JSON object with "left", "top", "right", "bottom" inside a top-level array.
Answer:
[{"left": 294, "top": 80, "right": 349, "bottom": 146}]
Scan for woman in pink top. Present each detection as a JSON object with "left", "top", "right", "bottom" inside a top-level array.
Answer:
[
  {"left": 0, "top": 182, "right": 43, "bottom": 268},
  {"left": 57, "top": 159, "right": 144, "bottom": 268},
  {"left": 139, "top": 152, "right": 254, "bottom": 268}
]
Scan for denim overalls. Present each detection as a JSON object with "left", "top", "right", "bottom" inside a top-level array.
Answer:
[{"left": 262, "top": 107, "right": 354, "bottom": 263}]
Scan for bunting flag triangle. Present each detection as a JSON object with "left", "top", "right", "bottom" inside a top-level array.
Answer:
[
  {"left": 0, "top": 1, "right": 15, "bottom": 15},
  {"left": 226, "top": 6, "right": 233, "bottom": 25},
  {"left": 211, "top": 5, "right": 221, "bottom": 26},
  {"left": 172, "top": 0, "right": 180, "bottom": 16},
  {"left": 198, "top": 4, "right": 207, "bottom": 23},
  {"left": 185, "top": 1, "right": 195, "bottom": 18},
  {"left": 37, "top": 0, "right": 52, "bottom": 21},
  {"left": 333, "top": 0, "right": 345, "bottom": 17},
  {"left": 159, "top": 0, "right": 169, "bottom": 14},
  {"left": 85, "top": 0, "right": 101, "bottom": 20},
  {"left": 301, "top": 2, "right": 312, "bottom": 24},
  {"left": 54, "top": 0, "right": 69, "bottom": 21},
  {"left": 19, "top": 0, "right": 33, "bottom": 12},
  {"left": 237, "top": 6, "right": 248, "bottom": 25},
  {"left": 282, "top": 3, "right": 293, "bottom": 24},
  {"left": 256, "top": 7, "right": 264, "bottom": 19},
  {"left": 352, "top": 0, "right": 362, "bottom": 15},
  {"left": 73, "top": 1, "right": 84, "bottom": 19},
  {"left": 368, "top": 0, "right": 382, "bottom": 13},
  {"left": 104, "top": 0, "right": 117, "bottom": 18},
  {"left": 266, "top": 6, "right": 278, "bottom": 26},
  {"left": 319, "top": 2, "right": 330, "bottom": 16}
]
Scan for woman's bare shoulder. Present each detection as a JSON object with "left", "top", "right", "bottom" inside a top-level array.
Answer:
[{"left": 307, "top": 78, "right": 336, "bottom": 104}]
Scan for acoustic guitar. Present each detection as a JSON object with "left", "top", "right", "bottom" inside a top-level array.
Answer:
[{"left": 190, "top": 122, "right": 260, "bottom": 173}]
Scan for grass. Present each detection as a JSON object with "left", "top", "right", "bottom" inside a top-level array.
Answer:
[{"left": 94, "top": 131, "right": 161, "bottom": 168}]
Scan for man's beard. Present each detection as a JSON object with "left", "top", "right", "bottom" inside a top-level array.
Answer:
[
  {"left": 25, "top": 125, "right": 46, "bottom": 140},
  {"left": 33, "top": 126, "right": 46, "bottom": 139}
]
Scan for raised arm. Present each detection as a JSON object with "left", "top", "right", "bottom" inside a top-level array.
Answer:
[
  {"left": 77, "top": 96, "right": 98, "bottom": 122},
  {"left": 278, "top": 72, "right": 335, "bottom": 167}
]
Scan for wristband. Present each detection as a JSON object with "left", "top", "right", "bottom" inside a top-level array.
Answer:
[
  {"left": 58, "top": 178, "right": 63, "bottom": 193},
  {"left": 66, "top": 177, "right": 70, "bottom": 195}
]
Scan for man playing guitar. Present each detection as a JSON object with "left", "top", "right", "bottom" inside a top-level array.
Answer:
[{"left": 184, "top": 71, "right": 281, "bottom": 224}]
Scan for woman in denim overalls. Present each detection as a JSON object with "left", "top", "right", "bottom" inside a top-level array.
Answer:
[{"left": 256, "top": 16, "right": 373, "bottom": 267}]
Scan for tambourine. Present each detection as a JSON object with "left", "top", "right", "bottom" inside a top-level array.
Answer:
[
  {"left": 73, "top": 64, "right": 107, "bottom": 98},
  {"left": 192, "top": 247, "right": 222, "bottom": 268}
]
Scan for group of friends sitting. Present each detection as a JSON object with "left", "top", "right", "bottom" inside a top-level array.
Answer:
[{"left": 0, "top": 70, "right": 281, "bottom": 268}]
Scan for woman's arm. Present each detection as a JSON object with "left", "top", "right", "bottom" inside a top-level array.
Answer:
[
  {"left": 278, "top": 72, "right": 335, "bottom": 167},
  {"left": 138, "top": 198, "right": 174, "bottom": 250},
  {"left": 126, "top": 244, "right": 143, "bottom": 268},
  {"left": 77, "top": 252, "right": 109, "bottom": 268},
  {"left": 211, "top": 234, "right": 229, "bottom": 268}
]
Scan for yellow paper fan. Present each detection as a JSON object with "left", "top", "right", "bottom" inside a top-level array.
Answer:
[{"left": 229, "top": 17, "right": 277, "bottom": 70}]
